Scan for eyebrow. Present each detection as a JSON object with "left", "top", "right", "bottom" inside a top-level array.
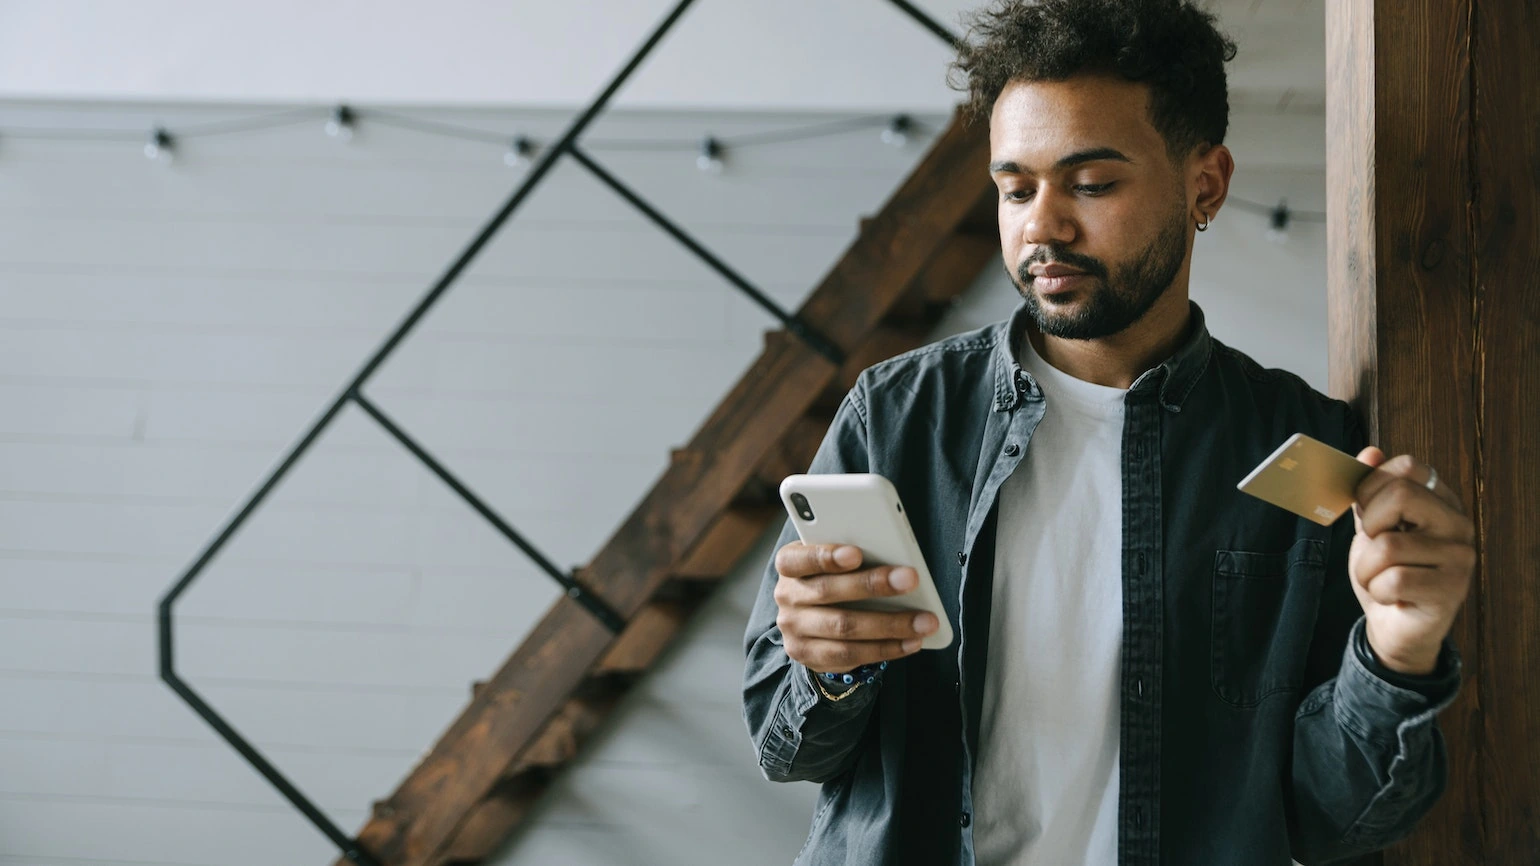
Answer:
[{"left": 989, "top": 147, "right": 1134, "bottom": 175}]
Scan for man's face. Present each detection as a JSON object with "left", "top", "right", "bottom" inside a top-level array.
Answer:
[{"left": 989, "top": 75, "right": 1191, "bottom": 341}]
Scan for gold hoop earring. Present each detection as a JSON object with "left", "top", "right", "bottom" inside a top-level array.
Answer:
[{"left": 1195, "top": 212, "right": 1211, "bottom": 232}]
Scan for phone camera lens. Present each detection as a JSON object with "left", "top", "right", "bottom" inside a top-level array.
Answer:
[{"left": 790, "top": 492, "right": 815, "bottom": 521}]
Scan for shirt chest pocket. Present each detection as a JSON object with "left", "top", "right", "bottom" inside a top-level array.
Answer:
[{"left": 1210, "top": 538, "right": 1327, "bottom": 707}]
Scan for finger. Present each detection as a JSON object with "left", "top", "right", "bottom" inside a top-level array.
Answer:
[
  {"left": 1408, "top": 466, "right": 1464, "bottom": 513},
  {"left": 1352, "top": 531, "right": 1477, "bottom": 592},
  {"left": 1355, "top": 453, "right": 1464, "bottom": 514},
  {"left": 792, "top": 636, "right": 923, "bottom": 673},
  {"left": 1352, "top": 448, "right": 1386, "bottom": 534},
  {"left": 1357, "top": 476, "right": 1476, "bottom": 543},
  {"left": 792, "top": 606, "right": 939, "bottom": 642},
  {"left": 1361, "top": 564, "right": 1460, "bottom": 609},
  {"left": 774, "top": 565, "right": 918, "bottom": 608},
  {"left": 775, "top": 541, "right": 862, "bottom": 578}
]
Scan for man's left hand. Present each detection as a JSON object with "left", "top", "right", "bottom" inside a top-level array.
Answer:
[{"left": 1348, "top": 447, "right": 1475, "bottom": 676}]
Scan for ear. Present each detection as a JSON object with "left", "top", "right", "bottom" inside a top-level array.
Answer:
[{"left": 1190, "top": 144, "right": 1235, "bottom": 223}]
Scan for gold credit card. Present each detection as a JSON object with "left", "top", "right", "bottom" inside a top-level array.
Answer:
[{"left": 1236, "top": 433, "right": 1374, "bottom": 526}]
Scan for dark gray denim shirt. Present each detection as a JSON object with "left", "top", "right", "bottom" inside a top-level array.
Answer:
[{"left": 742, "top": 299, "right": 1461, "bottom": 866}]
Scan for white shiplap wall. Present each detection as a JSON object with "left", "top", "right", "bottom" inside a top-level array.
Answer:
[
  {"left": 0, "top": 99, "right": 1331, "bottom": 866},
  {"left": 0, "top": 101, "right": 948, "bottom": 866}
]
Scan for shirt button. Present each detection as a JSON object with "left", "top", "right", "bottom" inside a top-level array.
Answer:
[
  {"left": 1004, "top": 443, "right": 1020, "bottom": 456},
  {"left": 1136, "top": 678, "right": 1144, "bottom": 698},
  {"left": 781, "top": 725, "right": 794, "bottom": 737},
  {"left": 957, "top": 551, "right": 968, "bottom": 567},
  {"left": 960, "top": 811, "right": 972, "bottom": 828}
]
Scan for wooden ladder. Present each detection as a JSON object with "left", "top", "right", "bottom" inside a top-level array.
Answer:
[{"left": 335, "top": 107, "right": 999, "bottom": 866}]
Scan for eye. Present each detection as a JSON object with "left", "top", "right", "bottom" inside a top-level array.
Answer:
[
  {"left": 1074, "top": 182, "right": 1116, "bottom": 196},
  {"left": 1001, "top": 189, "right": 1032, "bottom": 202}
]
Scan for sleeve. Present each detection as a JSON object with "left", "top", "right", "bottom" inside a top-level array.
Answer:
[
  {"left": 1286, "top": 407, "right": 1463, "bottom": 864},
  {"left": 741, "top": 377, "right": 883, "bottom": 784}
]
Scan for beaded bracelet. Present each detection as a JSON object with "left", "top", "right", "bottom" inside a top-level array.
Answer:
[{"left": 820, "top": 660, "right": 888, "bottom": 687}]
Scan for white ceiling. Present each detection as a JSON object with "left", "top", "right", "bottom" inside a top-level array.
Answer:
[{"left": 0, "top": 0, "right": 1325, "bottom": 112}]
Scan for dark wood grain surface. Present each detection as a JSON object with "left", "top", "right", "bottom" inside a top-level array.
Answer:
[
  {"left": 1328, "top": 0, "right": 1537, "bottom": 862},
  {"left": 1471, "top": 0, "right": 1540, "bottom": 860}
]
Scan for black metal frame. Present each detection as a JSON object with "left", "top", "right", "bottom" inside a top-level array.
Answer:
[{"left": 155, "top": 2, "right": 957, "bottom": 863}]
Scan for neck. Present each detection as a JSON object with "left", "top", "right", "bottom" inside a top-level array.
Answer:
[{"left": 1026, "top": 288, "right": 1193, "bottom": 390}]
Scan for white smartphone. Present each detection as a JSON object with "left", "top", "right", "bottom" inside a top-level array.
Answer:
[{"left": 778, "top": 473, "right": 954, "bottom": 650}]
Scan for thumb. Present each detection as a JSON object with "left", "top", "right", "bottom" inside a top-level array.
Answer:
[
  {"left": 1352, "top": 446, "right": 1386, "bottom": 533},
  {"left": 1356, "top": 445, "right": 1387, "bottom": 468}
]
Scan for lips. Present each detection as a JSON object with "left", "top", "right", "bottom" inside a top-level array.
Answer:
[{"left": 1032, "top": 270, "right": 1090, "bottom": 295}]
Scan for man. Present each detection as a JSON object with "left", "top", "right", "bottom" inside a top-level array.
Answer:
[{"left": 741, "top": 1, "right": 1474, "bottom": 864}]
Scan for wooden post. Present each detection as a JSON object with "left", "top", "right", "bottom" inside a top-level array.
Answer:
[{"left": 1326, "top": 0, "right": 1539, "bottom": 862}]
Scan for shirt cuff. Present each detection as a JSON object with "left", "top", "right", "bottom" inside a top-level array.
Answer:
[{"left": 1335, "top": 617, "right": 1461, "bottom": 742}]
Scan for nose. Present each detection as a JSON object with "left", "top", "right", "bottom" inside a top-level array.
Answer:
[{"left": 1017, "top": 186, "right": 1077, "bottom": 249}]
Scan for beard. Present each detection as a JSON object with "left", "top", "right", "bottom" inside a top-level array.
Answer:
[{"left": 1008, "top": 203, "right": 1188, "bottom": 341}]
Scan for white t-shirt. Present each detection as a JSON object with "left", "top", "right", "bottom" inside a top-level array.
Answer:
[{"left": 972, "top": 332, "right": 1128, "bottom": 866}]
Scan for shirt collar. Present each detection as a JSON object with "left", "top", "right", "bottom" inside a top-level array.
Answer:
[{"left": 991, "top": 298, "right": 1213, "bottom": 414}]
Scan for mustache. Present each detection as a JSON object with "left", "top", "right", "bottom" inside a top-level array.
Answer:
[{"left": 1016, "top": 249, "right": 1108, "bottom": 284}]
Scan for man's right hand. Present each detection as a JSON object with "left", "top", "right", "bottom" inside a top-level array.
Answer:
[{"left": 772, "top": 541, "right": 939, "bottom": 675}]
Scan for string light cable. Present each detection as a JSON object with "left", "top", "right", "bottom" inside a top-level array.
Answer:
[
  {"left": 0, "top": 103, "right": 1322, "bottom": 235},
  {"left": 0, "top": 103, "right": 940, "bottom": 168},
  {"left": 1222, "top": 195, "right": 1326, "bottom": 243}
]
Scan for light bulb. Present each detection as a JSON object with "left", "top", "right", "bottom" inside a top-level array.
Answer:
[
  {"left": 697, "top": 136, "right": 724, "bottom": 174},
  {"left": 504, "top": 136, "right": 536, "bottom": 168},
  {"left": 325, "top": 105, "right": 356, "bottom": 142},
  {"left": 1267, "top": 199, "right": 1291, "bottom": 244},
  {"left": 144, "top": 128, "right": 174, "bottom": 163}
]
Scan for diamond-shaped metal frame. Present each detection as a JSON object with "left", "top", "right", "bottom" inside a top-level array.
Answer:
[{"left": 155, "top": 2, "right": 957, "bottom": 862}]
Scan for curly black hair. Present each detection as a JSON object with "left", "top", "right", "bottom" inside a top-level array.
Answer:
[{"left": 948, "top": 0, "right": 1238, "bottom": 160}]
